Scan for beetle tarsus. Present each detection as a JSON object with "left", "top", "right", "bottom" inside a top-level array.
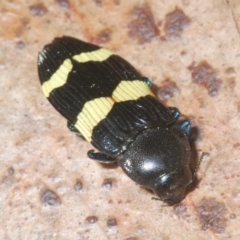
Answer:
[
  {"left": 67, "top": 121, "right": 86, "bottom": 139},
  {"left": 168, "top": 107, "right": 180, "bottom": 120},
  {"left": 88, "top": 150, "right": 117, "bottom": 163},
  {"left": 67, "top": 121, "right": 79, "bottom": 133},
  {"left": 179, "top": 120, "right": 191, "bottom": 136}
]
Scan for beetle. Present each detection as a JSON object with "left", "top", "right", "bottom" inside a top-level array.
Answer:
[{"left": 38, "top": 36, "right": 195, "bottom": 204}]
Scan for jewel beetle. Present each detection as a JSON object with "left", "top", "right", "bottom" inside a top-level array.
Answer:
[{"left": 38, "top": 36, "right": 195, "bottom": 204}]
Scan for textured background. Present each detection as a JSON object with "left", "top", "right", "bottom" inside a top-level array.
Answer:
[{"left": 0, "top": 0, "right": 240, "bottom": 239}]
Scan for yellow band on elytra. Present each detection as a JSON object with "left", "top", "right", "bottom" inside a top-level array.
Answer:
[
  {"left": 42, "top": 59, "right": 73, "bottom": 97},
  {"left": 41, "top": 48, "right": 113, "bottom": 97},
  {"left": 73, "top": 48, "right": 113, "bottom": 63},
  {"left": 74, "top": 80, "right": 154, "bottom": 141}
]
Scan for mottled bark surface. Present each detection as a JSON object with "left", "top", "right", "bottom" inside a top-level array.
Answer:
[{"left": 0, "top": 0, "right": 240, "bottom": 239}]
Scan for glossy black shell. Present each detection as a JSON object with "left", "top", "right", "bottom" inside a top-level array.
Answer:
[{"left": 38, "top": 36, "right": 192, "bottom": 203}]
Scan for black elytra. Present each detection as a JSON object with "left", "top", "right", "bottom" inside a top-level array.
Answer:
[{"left": 37, "top": 36, "right": 194, "bottom": 204}]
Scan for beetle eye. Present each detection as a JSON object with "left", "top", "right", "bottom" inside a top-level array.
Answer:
[
  {"left": 154, "top": 182, "right": 187, "bottom": 204},
  {"left": 154, "top": 166, "right": 192, "bottom": 204}
]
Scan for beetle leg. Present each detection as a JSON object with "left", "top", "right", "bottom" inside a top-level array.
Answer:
[
  {"left": 67, "top": 121, "right": 86, "bottom": 140},
  {"left": 141, "top": 76, "right": 152, "bottom": 87},
  {"left": 179, "top": 120, "right": 191, "bottom": 136},
  {"left": 67, "top": 121, "right": 79, "bottom": 133},
  {"left": 168, "top": 107, "right": 180, "bottom": 120},
  {"left": 87, "top": 150, "right": 117, "bottom": 163}
]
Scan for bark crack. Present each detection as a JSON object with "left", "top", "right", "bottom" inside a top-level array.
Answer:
[{"left": 226, "top": 0, "right": 240, "bottom": 39}]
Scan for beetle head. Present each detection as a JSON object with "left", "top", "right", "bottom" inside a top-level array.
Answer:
[
  {"left": 118, "top": 122, "right": 192, "bottom": 204},
  {"left": 154, "top": 165, "right": 192, "bottom": 204}
]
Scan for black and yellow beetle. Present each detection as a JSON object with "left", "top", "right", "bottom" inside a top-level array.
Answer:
[{"left": 38, "top": 36, "right": 194, "bottom": 204}]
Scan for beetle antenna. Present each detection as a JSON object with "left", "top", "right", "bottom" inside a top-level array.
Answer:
[
  {"left": 152, "top": 197, "right": 161, "bottom": 201},
  {"left": 192, "top": 152, "right": 205, "bottom": 181}
]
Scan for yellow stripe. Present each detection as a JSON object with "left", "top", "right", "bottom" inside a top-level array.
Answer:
[
  {"left": 112, "top": 80, "right": 154, "bottom": 101},
  {"left": 73, "top": 48, "right": 113, "bottom": 63},
  {"left": 74, "top": 80, "right": 154, "bottom": 141},
  {"left": 41, "top": 48, "right": 113, "bottom": 97},
  {"left": 74, "top": 97, "right": 114, "bottom": 142},
  {"left": 42, "top": 59, "right": 73, "bottom": 97}
]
